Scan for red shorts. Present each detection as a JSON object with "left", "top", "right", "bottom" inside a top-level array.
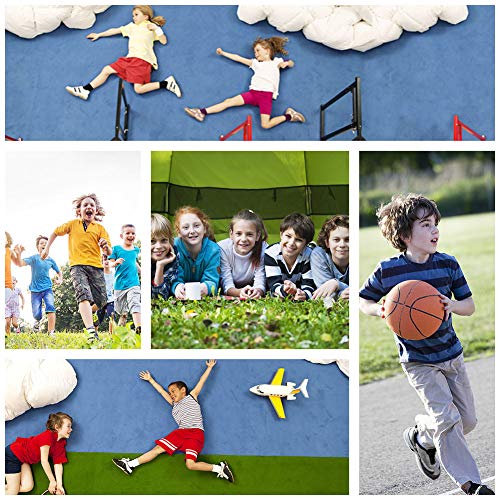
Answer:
[
  {"left": 241, "top": 90, "right": 273, "bottom": 116},
  {"left": 109, "top": 57, "right": 152, "bottom": 84},
  {"left": 155, "top": 428, "right": 204, "bottom": 461}
]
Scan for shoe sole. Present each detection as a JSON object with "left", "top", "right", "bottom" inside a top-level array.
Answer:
[
  {"left": 112, "top": 460, "right": 132, "bottom": 475},
  {"left": 403, "top": 428, "right": 440, "bottom": 480},
  {"left": 185, "top": 108, "right": 204, "bottom": 122}
]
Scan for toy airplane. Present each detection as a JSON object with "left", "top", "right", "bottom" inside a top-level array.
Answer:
[{"left": 249, "top": 367, "right": 309, "bottom": 419}]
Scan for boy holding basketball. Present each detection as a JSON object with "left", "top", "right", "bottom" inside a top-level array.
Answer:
[{"left": 359, "top": 194, "right": 493, "bottom": 495}]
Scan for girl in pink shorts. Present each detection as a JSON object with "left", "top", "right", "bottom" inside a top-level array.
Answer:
[
  {"left": 185, "top": 36, "right": 306, "bottom": 129},
  {"left": 66, "top": 5, "right": 181, "bottom": 101}
]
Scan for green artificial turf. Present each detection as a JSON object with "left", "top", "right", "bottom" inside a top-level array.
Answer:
[
  {"left": 27, "top": 452, "right": 348, "bottom": 495},
  {"left": 359, "top": 212, "right": 495, "bottom": 384}
]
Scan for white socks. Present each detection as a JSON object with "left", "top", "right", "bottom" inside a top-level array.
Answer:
[
  {"left": 129, "top": 458, "right": 140, "bottom": 468},
  {"left": 212, "top": 464, "right": 222, "bottom": 474}
]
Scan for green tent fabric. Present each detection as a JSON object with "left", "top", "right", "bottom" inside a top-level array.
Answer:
[{"left": 151, "top": 151, "right": 349, "bottom": 242}]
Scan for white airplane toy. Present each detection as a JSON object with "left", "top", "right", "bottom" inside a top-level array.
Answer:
[{"left": 249, "top": 367, "right": 309, "bottom": 419}]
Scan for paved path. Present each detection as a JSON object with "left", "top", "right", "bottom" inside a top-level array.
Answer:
[{"left": 360, "top": 356, "right": 495, "bottom": 495}]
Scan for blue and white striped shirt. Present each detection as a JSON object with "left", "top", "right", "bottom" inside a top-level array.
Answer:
[
  {"left": 359, "top": 252, "right": 471, "bottom": 363},
  {"left": 172, "top": 394, "right": 204, "bottom": 431}
]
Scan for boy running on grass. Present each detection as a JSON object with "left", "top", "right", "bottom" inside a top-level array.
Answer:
[
  {"left": 359, "top": 193, "right": 493, "bottom": 495},
  {"left": 41, "top": 194, "right": 111, "bottom": 342},
  {"left": 15, "top": 236, "right": 63, "bottom": 335},
  {"left": 112, "top": 360, "right": 234, "bottom": 483},
  {"left": 108, "top": 224, "right": 141, "bottom": 334}
]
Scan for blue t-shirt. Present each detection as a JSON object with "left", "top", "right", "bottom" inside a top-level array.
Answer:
[
  {"left": 359, "top": 252, "right": 471, "bottom": 364},
  {"left": 23, "top": 254, "right": 60, "bottom": 292},
  {"left": 109, "top": 245, "right": 140, "bottom": 290}
]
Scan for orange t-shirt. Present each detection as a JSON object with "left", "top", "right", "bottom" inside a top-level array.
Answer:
[{"left": 5, "top": 247, "right": 13, "bottom": 289}]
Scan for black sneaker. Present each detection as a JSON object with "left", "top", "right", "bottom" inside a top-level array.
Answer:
[
  {"left": 87, "top": 329, "right": 99, "bottom": 343},
  {"left": 403, "top": 426, "right": 440, "bottom": 480},
  {"left": 112, "top": 458, "right": 133, "bottom": 475},
  {"left": 467, "top": 483, "right": 495, "bottom": 495},
  {"left": 217, "top": 461, "right": 234, "bottom": 483}
]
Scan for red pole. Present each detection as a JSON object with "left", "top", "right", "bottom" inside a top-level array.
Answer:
[
  {"left": 453, "top": 115, "right": 485, "bottom": 141},
  {"left": 220, "top": 116, "right": 252, "bottom": 141}
]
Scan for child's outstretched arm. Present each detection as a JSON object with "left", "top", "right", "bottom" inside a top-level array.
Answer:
[
  {"left": 191, "top": 360, "right": 216, "bottom": 399},
  {"left": 146, "top": 22, "right": 167, "bottom": 45},
  {"left": 86, "top": 28, "right": 122, "bottom": 41},
  {"left": 359, "top": 297, "right": 384, "bottom": 318},
  {"left": 41, "top": 233, "right": 58, "bottom": 260},
  {"left": 278, "top": 60, "right": 295, "bottom": 69},
  {"left": 54, "top": 463, "right": 65, "bottom": 495},
  {"left": 216, "top": 48, "right": 252, "bottom": 67},
  {"left": 139, "top": 370, "right": 173, "bottom": 405},
  {"left": 40, "top": 446, "right": 58, "bottom": 494}
]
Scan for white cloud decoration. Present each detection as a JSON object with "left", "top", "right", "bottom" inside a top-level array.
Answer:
[
  {"left": 6, "top": 5, "right": 110, "bottom": 39},
  {"left": 5, "top": 359, "right": 77, "bottom": 421},
  {"left": 237, "top": 5, "right": 468, "bottom": 52}
]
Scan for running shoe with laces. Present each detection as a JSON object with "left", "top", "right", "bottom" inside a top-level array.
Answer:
[
  {"left": 466, "top": 483, "right": 495, "bottom": 495},
  {"left": 403, "top": 426, "right": 440, "bottom": 480},
  {"left": 217, "top": 461, "right": 234, "bottom": 483},
  {"left": 112, "top": 458, "right": 133, "bottom": 475},
  {"left": 185, "top": 107, "right": 205, "bottom": 122},
  {"left": 65, "top": 86, "right": 90, "bottom": 100},
  {"left": 164, "top": 76, "right": 182, "bottom": 98},
  {"left": 285, "top": 107, "right": 306, "bottom": 123}
]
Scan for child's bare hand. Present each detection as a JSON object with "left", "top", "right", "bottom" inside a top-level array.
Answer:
[
  {"left": 339, "top": 288, "right": 350, "bottom": 300},
  {"left": 283, "top": 280, "right": 297, "bottom": 295},
  {"left": 293, "top": 289, "right": 307, "bottom": 302},
  {"left": 40, "top": 248, "right": 49, "bottom": 260},
  {"left": 87, "top": 33, "right": 100, "bottom": 41},
  {"left": 206, "top": 360, "right": 217, "bottom": 368},
  {"left": 14, "top": 244, "right": 25, "bottom": 254},
  {"left": 139, "top": 370, "right": 152, "bottom": 381},
  {"left": 115, "top": 258, "right": 125, "bottom": 266},
  {"left": 175, "top": 284, "right": 186, "bottom": 300},
  {"left": 55, "top": 484, "right": 65, "bottom": 495},
  {"left": 160, "top": 249, "right": 176, "bottom": 266},
  {"left": 379, "top": 299, "right": 385, "bottom": 319},
  {"left": 98, "top": 238, "right": 109, "bottom": 250},
  {"left": 439, "top": 294, "right": 454, "bottom": 321},
  {"left": 216, "top": 48, "right": 223, "bottom": 55},
  {"left": 312, "top": 279, "right": 339, "bottom": 299}
]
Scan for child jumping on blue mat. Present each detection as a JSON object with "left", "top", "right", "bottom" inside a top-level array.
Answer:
[
  {"left": 185, "top": 36, "right": 306, "bottom": 129},
  {"left": 66, "top": 5, "right": 181, "bottom": 100},
  {"left": 112, "top": 360, "right": 234, "bottom": 483}
]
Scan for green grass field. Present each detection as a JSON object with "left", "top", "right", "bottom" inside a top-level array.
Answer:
[
  {"left": 360, "top": 212, "right": 495, "bottom": 384},
  {"left": 152, "top": 296, "right": 349, "bottom": 349},
  {"left": 27, "top": 452, "right": 348, "bottom": 494},
  {"left": 5, "top": 326, "right": 141, "bottom": 350}
]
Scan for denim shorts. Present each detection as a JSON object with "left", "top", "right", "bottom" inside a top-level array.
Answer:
[
  {"left": 31, "top": 288, "right": 55, "bottom": 320},
  {"left": 5, "top": 445, "right": 22, "bottom": 474}
]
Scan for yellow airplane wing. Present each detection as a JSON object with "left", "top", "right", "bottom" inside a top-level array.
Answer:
[
  {"left": 269, "top": 396, "right": 286, "bottom": 419},
  {"left": 270, "top": 368, "right": 285, "bottom": 385}
]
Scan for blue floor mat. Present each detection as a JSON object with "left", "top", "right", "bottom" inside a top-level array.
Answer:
[{"left": 5, "top": 5, "right": 494, "bottom": 141}]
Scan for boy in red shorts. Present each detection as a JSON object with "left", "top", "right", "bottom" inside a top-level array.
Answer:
[{"left": 112, "top": 360, "right": 234, "bottom": 483}]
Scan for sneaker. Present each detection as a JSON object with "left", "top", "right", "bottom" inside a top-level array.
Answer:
[
  {"left": 185, "top": 107, "right": 205, "bottom": 122},
  {"left": 33, "top": 321, "right": 40, "bottom": 332},
  {"left": 467, "top": 483, "right": 495, "bottom": 495},
  {"left": 87, "top": 330, "right": 99, "bottom": 343},
  {"left": 217, "top": 461, "right": 234, "bottom": 483},
  {"left": 66, "top": 86, "right": 90, "bottom": 100},
  {"left": 164, "top": 76, "right": 182, "bottom": 98},
  {"left": 112, "top": 458, "right": 133, "bottom": 475},
  {"left": 285, "top": 107, "right": 306, "bottom": 123},
  {"left": 403, "top": 426, "right": 440, "bottom": 480},
  {"left": 48, "top": 330, "right": 56, "bottom": 337}
]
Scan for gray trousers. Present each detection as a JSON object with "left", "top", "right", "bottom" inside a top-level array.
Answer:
[{"left": 402, "top": 353, "right": 481, "bottom": 486}]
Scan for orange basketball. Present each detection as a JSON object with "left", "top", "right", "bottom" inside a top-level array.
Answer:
[{"left": 384, "top": 280, "right": 444, "bottom": 340}]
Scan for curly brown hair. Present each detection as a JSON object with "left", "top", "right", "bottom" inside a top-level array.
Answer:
[
  {"left": 253, "top": 36, "right": 289, "bottom": 58},
  {"left": 377, "top": 194, "right": 441, "bottom": 251},
  {"left": 174, "top": 206, "right": 215, "bottom": 242},
  {"left": 73, "top": 193, "right": 105, "bottom": 222},
  {"left": 317, "top": 215, "right": 349, "bottom": 250},
  {"left": 133, "top": 5, "right": 166, "bottom": 26},
  {"left": 46, "top": 412, "right": 73, "bottom": 431}
]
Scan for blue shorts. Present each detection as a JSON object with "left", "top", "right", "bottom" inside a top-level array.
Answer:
[
  {"left": 31, "top": 289, "right": 55, "bottom": 320},
  {"left": 5, "top": 445, "right": 22, "bottom": 474}
]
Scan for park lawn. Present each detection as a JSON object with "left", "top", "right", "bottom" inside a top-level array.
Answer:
[
  {"left": 152, "top": 295, "right": 349, "bottom": 349},
  {"left": 27, "top": 452, "right": 348, "bottom": 495},
  {"left": 360, "top": 212, "right": 495, "bottom": 384},
  {"left": 5, "top": 326, "right": 141, "bottom": 350}
]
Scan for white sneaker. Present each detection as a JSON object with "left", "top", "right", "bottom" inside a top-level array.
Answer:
[
  {"left": 164, "top": 76, "right": 182, "bottom": 98},
  {"left": 112, "top": 458, "right": 133, "bottom": 475},
  {"left": 66, "top": 85, "right": 90, "bottom": 100}
]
